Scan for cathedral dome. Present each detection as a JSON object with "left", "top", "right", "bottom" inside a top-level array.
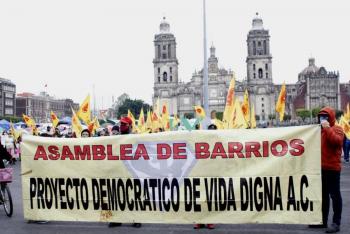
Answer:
[
  {"left": 300, "top": 57, "right": 319, "bottom": 75},
  {"left": 159, "top": 17, "right": 170, "bottom": 33},
  {"left": 252, "top": 12, "right": 264, "bottom": 30}
]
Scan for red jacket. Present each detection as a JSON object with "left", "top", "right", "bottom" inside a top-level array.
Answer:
[{"left": 319, "top": 107, "right": 344, "bottom": 171}]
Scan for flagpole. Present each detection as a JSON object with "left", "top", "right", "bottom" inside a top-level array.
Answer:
[
  {"left": 93, "top": 84, "right": 96, "bottom": 119},
  {"left": 202, "top": 0, "right": 209, "bottom": 116}
]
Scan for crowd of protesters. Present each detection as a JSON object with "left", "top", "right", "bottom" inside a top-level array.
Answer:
[{"left": 0, "top": 107, "right": 348, "bottom": 233}]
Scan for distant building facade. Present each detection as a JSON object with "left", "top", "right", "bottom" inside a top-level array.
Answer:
[
  {"left": 0, "top": 78, "right": 16, "bottom": 117},
  {"left": 290, "top": 58, "right": 341, "bottom": 112},
  {"left": 153, "top": 15, "right": 347, "bottom": 120},
  {"left": 16, "top": 92, "right": 79, "bottom": 123},
  {"left": 152, "top": 17, "right": 239, "bottom": 116}
]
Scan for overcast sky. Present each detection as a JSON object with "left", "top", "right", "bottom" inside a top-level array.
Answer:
[{"left": 0, "top": 0, "right": 349, "bottom": 109}]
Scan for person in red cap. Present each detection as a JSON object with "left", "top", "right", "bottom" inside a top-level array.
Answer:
[
  {"left": 119, "top": 116, "right": 133, "bottom": 135},
  {"left": 309, "top": 107, "right": 343, "bottom": 233},
  {"left": 109, "top": 116, "right": 141, "bottom": 228}
]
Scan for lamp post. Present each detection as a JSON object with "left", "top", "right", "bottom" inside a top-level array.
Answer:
[{"left": 202, "top": 0, "right": 209, "bottom": 115}]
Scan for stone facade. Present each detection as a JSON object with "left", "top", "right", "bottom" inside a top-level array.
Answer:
[
  {"left": 16, "top": 92, "right": 79, "bottom": 123},
  {"left": 153, "top": 18, "right": 243, "bottom": 117},
  {"left": 245, "top": 14, "right": 275, "bottom": 121},
  {"left": 0, "top": 78, "right": 16, "bottom": 117},
  {"left": 292, "top": 58, "right": 341, "bottom": 111},
  {"left": 153, "top": 15, "right": 347, "bottom": 120}
]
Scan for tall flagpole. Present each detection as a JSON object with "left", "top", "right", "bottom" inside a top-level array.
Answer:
[{"left": 202, "top": 0, "right": 209, "bottom": 116}]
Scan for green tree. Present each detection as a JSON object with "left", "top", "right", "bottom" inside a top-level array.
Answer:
[
  {"left": 1, "top": 116, "right": 22, "bottom": 123},
  {"left": 284, "top": 114, "right": 292, "bottom": 121},
  {"left": 268, "top": 114, "right": 276, "bottom": 120},
  {"left": 336, "top": 110, "right": 343, "bottom": 119},
  {"left": 113, "top": 93, "right": 130, "bottom": 117},
  {"left": 184, "top": 113, "right": 194, "bottom": 119},
  {"left": 216, "top": 112, "right": 223, "bottom": 120},
  {"left": 117, "top": 98, "right": 151, "bottom": 119},
  {"left": 296, "top": 109, "right": 311, "bottom": 120},
  {"left": 312, "top": 107, "right": 322, "bottom": 117}
]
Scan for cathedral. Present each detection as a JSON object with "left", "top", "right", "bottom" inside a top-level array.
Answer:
[{"left": 153, "top": 15, "right": 348, "bottom": 121}]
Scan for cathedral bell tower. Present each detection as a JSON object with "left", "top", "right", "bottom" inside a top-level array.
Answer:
[
  {"left": 246, "top": 13, "right": 274, "bottom": 121},
  {"left": 153, "top": 17, "right": 179, "bottom": 114}
]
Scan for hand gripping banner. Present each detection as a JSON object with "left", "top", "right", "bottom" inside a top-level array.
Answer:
[{"left": 21, "top": 125, "right": 322, "bottom": 224}]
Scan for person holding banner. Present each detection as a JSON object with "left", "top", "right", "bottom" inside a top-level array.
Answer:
[
  {"left": 111, "top": 125, "right": 120, "bottom": 135},
  {"left": 0, "top": 143, "right": 14, "bottom": 169},
  {"left": 193, "top": 124, "right": 217, "bottom": 230},
  {"left": 81, "top": 129, "right": 91, "bottom": 138},
  {"left": 343, "top": 134, "right": 350, "bottom": 163},
  {"left": 311, "top": 107, "right": 343, "bottom": 233},
  {"left": 0, "top": 143, "right": 15, "bottom": 206},
  {"left": 108, "top": 116, "right": 142, "bottom": 228}
]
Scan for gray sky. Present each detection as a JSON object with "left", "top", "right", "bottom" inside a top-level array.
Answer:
[{"left": 0, "top": 0, "right": 349, "bottom": 109}]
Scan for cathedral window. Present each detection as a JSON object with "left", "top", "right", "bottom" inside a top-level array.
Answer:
[
  {"left": 262, "top": 103, "right": 264, "bottom": 107},
  {"left": 170, "top": 67, "right": 172, "bottom": 73},
  {"left": 265, "top": 64, "right": 268, "bottom": 70},
  {"left": 263, "top": 40, "right": 267, "bottom": 54},
  {"left": 162, "top": 53, "right": 167, "bottom": 59},
  {"left": 258, "top": 68, "right": 263, "bottom": 78},
  {"left": 163, "top": 45, "right": 166, "bottom": 50},
  {"left": 258, "top": 41, "right": 261, "bottom": 47},
  {"left": 158, "top": 77, "right": 160, "bottom": 83},
  {"left": 158, "top": 67, "right": 160, "bottom": 74},
  {"left": 261, "top": 97, "right": 264, "bottom": 101},
  {"left": 253, "top": 41, "right": 256, "bottom": 55},
  {"left": 170, "top": 76, "right": 173, "bottom": 82},
  {"left": 163, "top": 72, "right": 168, "bottom": 82},
  {"left": 266, "top": 73, "right": 268, "bottom": 78},
  {"left": 253, "top": 73, "right": 256, "bottom": 79},
  {"left": 157, "top": 45, "right": 161, "bottom": 58},
  {"left": 253, "top": 64, "right": 256, "bottom": 70},
  {"left": 168, "top": 44, "right": 171, "bottom": 58}
]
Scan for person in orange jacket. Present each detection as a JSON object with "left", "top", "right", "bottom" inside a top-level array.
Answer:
[{"left": 309, "top": 107, "right": 343, "bottom": 233}]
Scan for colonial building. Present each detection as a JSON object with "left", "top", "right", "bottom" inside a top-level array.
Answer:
[
  {"left": 291, "top": 58, "right": 341, "bottom": 111},
  {"left": 0, "top": 78, "right": 16, "bottom": 117},
  {"left": 16, "top": 92, "right": 79, "bottom": 123},
  {"left": 153, "top": 17, "right": 244, "bottom": 117},
  {"left": 153, "top": 15, "right": 347, "bottom": 120},
  {"left": 245, "top": 14, "right": 275, "bottom": 121}
]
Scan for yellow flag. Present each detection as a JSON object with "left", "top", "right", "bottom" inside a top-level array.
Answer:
[
  {"left": 161, "top": 103, "right": 170, "bottom": 131},
  {"left": 72, "top": 108, "right": 83, "bottom": 138},
  {"left": 77, "top": 94, "right": 91, "bottom": 125},
  {"left": 344, "top": 103, "right": 350, "bottom": 121},
  {"left": 194, "top": 105, "right": 206, "bottom": 120},
  {"left": 340, "top": 116, "right": 350, "bottom": 139},
  {"left": 214, "top": 118, "right": 224, "bottom": 130},
  {"left": 250, "top": 104, "right": 257, "bottom": 129},
  {"left": 154, "top": 97, "right": 161, "bottom": 116},
  {"left": 151, "top": 111, "right": 162, "bottom": 131},
  {"left": 138, "top": 108, "right": 146, "bottom": 133},
  {"left": 10, "top": 122, "right": 20, "bottom": 141},
  {"left": 23, "top": 114, "right": 36, "bottom": 128},
  {"left": 223, "top": 77, "right": 235, "bottom": 128},
  {"left": 241, "top": 89, "right": 250, "bottom": 125},
  {"left": 87, "top": 117, "right": 99, "bottom": 135},
  {"left": 276, "top": 82, "right": 286, "bottom": 122},
  {"left": 50, "top": 111, "right": 59, "bottom": 128},
  {"left": 232, "top": 99, "right": 248, "bottom": 129},
  {"left": 172, "top": 114, "right": 180, "bottom": 129},
  {"left": 127, "top": 110, "right": 137, "bottom": 132},
  {"left": 94, "top": 117, "right": 100, "bottom": 129},
  {"left": 145, "top": 110, "right": 152, "bottom": 131}
]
